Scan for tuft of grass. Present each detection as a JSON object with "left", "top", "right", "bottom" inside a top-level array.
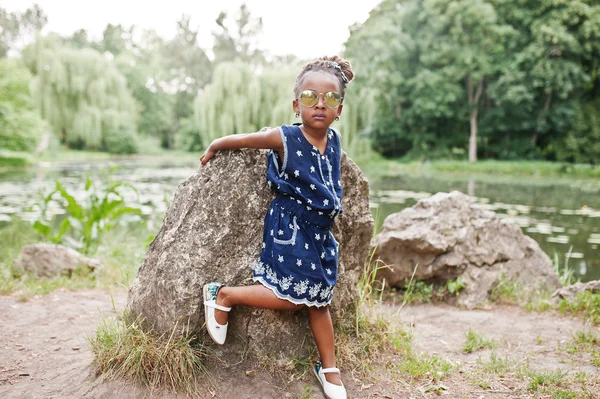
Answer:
[
  {"left": 558, "top": 291, "right": 600, "bottom": 325},
  {"left": 464, "top": 329, "right": 495, "bottom": 353},
  {"left": 526, "top": 368, "right": 569, "bottom": 392},
  {"left": 0, "top": 150, "right": 33, "bottom": 167},
  {"left": 88, "top": 302, "right": 209, "bottom": 396},
  {"left": 490, "top": 273, "right": 524, "bottom": 304},
  {"left": 476, "top": 351, "right": 513, "bottom": 376}
]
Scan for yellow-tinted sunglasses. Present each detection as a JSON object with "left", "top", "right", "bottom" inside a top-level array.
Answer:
[{"left": 297, "top": 90, "right": 343, "bottom": 109}]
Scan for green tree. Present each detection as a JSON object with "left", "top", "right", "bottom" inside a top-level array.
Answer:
[
  {"left": 0, "top": 4, "right": 47, "bottom": 57},
  {"left": 186, "top": 62, "right": 295, "bottom": 149},
  {"left": 22, "top": 34, "right": 138, "bottom": 153},
  {"left": 0, "top": 59, "right": 45, "bottom": 152},
  {"left": 213, "top": 4, "right": 265, "bottom": 65}
]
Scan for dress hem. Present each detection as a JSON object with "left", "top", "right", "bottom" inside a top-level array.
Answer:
[{"left": 253, "top": 276, "right": 333, "bottom": 308}]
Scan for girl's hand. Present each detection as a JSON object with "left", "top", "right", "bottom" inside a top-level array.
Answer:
[{"left": 200, "top": 144, "right": 217, "bottom": 167}]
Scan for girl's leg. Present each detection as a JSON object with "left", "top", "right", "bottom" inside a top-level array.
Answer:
[
  {"left": 214, "top": 284, "right": 303, "bottom": 325},
  {"left": 307, "top": 306, "right": 342, "bottom": 386}
]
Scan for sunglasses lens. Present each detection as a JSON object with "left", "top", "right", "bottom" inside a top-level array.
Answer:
[
  {"left": 299, "top": 90, "right": 318, "bottom": 107},
  {"left": 324, "top": 92, "right": 342, "bottom": 108}
]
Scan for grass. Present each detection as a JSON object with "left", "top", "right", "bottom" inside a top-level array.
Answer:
[
  {"left": 355, "top": 153, "right": 600, "bottom": 180},
  {"left": 558, "top": 291, "right": 600, "bottom": 325},
  {"left": 0, "top": 150, "right": 33, "bottom": 167},
  {"left": 88, "top": 302, "right": 210, "bottom": 396},
  {"left": 463, "top": 330, "right": 495, "bottom": 353}
]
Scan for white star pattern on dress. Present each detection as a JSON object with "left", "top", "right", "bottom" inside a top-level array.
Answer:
[
  {"left": 337, "top": 180, "right": 341, "bottom": 186},
  {"left": 310, "top": 166, "right": 315, "bottom": 173},
  {"left": 296, "top": 187, "right": 301, "bottom": 193},
  {"left": 310, "top": 184, "right": 316, "bottom": 190},
  {"left": 296, "top": 259, "right": 302, "bottom": 266},
  {"left": 284, "top": 173, "right": 289, "bottom": 180},
  {"left": 294, "top": 170, "right": 300, "bottom": 177},
  {"left": 270, "top": 229, "right": 274, "bottom": 236},
  {"left": 307, "top": 199, "right": 312, "bottom": 204},
  {"left": 305, "top": 243, "right": 309, "bottom": 250},
  {"left": 296, "top": 150, "right": 303, "bottom": 157},
  {"left": 278, "top": 255, "right": 284, "bottom": 263},
  {"left": 321, "top": 252, "right": 325, "bottom": 259},
  {"left": 323, "top": 199, "right": 329, "bottom": 206},
  {"left": 311, "top": 263, "right": 316, "bottom": 270},
  {"left": 306, "top": 206, "right": 312, "bottom": 210},
  {"left": 278, "top": 230, "right": 284, "bottom": 236},
  {"left": 326, "top": 268, "right": 332, "bottom": 275},
  {"left": 315, "top": 233, "right": 321, "bottom": 240},
  {"left": 331, "top": 249, "right": 335, "bottom": 255},
  {"left": 289, "top": 224, "right": 293, "bottom": 229},
  {"left": 262, "top": 242, "right": 266, "bottom": 248}
]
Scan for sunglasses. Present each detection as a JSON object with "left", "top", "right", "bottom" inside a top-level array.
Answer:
[{"left": 297, "top": 90, "right": 343, "bottom": 109}]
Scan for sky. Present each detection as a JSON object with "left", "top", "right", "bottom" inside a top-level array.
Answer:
[{"left": 3, "top": 0, "right": 383, "bottom": 59}]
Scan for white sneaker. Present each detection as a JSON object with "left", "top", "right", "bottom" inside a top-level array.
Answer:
[
  {"left": 314, "top": 361, "right": 347, "bottom": 399},
  {"left": 203, "top": 282, "right": 231, "bottom": 345}
]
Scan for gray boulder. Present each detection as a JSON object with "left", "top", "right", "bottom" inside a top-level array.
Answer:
[
  {"left": 552, "top": 280, "right": 600, "bottom": 301},
  {"left": 127, "top": 148, "right": 373, "bottom": 363},
  {"left": 372, "top": 191, "right": 561, "bottom": 308},
  {"left": 13, "top": 243, "right": 100, "bottom": 277}
]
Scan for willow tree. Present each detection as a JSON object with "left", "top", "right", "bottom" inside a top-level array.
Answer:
[
  {"left": 190, "top": 61, "right": 370, "bottom": 159},
  {"left": 22, "top": 34, "right": 138, "bottom": 153},
  {"left": 190, "top": 62, "right": 295, "bottom": 147}
]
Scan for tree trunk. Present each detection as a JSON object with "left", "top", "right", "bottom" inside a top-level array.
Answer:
[
  {"left": 533, "top": 90, "right": 553, "bottom": 147},
  {"left": 467, "top": 74, "right": 484, "bottom": 163}
]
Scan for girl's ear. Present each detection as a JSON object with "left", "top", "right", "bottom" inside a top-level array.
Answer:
[
  {"left": 336, "top": 104, "right": 343, "bottom": 118},
  {"left": 292, "top": 99, "right": 299, "bottom": 114}
]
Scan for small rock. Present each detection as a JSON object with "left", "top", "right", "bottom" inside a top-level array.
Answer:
[{"left": 71, "top": 346, "right": 80, "bottom": 351}]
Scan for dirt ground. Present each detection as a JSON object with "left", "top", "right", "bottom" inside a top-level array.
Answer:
[{"left": 0, "top": 289, "right": 598, "bottom": 399}]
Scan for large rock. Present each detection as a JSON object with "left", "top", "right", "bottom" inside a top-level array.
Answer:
[
  {"left": 13, "top": 243, "right": 100, "bottom": 277},
  {"left": 127, "top": 148, "right": 373, "bottom": 362},
  {"left": 372, "top": 191, "right": 561, "bottom": 308}
]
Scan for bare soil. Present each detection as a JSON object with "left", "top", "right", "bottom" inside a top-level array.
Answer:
[{"left": 0, "top": 289, "right": 598, "bottom": 399}]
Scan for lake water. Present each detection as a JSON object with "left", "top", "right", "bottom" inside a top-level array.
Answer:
[{"left": 1, "top": 160, "right": 599, "bottom": 281}]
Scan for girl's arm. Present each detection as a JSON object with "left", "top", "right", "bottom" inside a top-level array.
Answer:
[{"left": 200, "top": 128, "right": 284, "bottom": 167}]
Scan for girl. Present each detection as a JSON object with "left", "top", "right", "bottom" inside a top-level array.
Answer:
[{"left": 199, "top": 56, "right": 354, "bottom": 399}]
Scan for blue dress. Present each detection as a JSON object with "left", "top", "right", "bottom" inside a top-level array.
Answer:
[{"left": 252, "top": 124, "right": 344, "bottom": 307}]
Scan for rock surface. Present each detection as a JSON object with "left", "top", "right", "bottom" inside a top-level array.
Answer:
[
  {"left": 372, "top": 191, "right": 561, "bottom": 308},
  {"left": 127, "top": 148, "right": 373, "bottom": 362},
  {"left": 552, "top": 280, "right": 600, "bottom": 301},
  {"left": 13, "top": 243, "right": 100, "bottom": 277}
]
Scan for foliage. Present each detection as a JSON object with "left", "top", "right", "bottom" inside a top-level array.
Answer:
[
  {"left": 344, "top": 0, "right": 600, "bottom": 162},
  {"left": 212, "top": 4, "right": 265, "bottom": 65},
  {"left": 21, "top": 34, "right": 139, "bottom": 153},
  {"left": 0, "top": 4, "right": 47, "bottom": 57},
  {"left": 32, "top": 169, "right": 143, "bottom": 254},
  {"left": 188, "top": 62, "right": 296, "bottom": 148},
  {"left": 0, "top": 59, "right": 45, "bottom": 152}
]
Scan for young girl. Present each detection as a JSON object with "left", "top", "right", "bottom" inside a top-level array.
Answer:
[{"left": 199, "top": 56, "right": 354, "bottom": 399}]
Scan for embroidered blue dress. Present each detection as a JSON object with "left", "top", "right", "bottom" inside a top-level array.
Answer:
[{"left": 252, "top": 124, "right": 343, "bottom": 307}]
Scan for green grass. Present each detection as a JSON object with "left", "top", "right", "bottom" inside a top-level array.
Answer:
[
  {"left": 464, "top": 330, "right": 496, "bottom": 353},
  {"left": 558, "top": 291, "right": 600, "bottom": 325},
  {"left": 88, "top": 304, "right": 209, "bottom": 396},
  {"left": 0, "top": 150, "right": 33, "bottom": 167},
  {"left": 355, "top": 154, "right": 600, "bottom": 180}
]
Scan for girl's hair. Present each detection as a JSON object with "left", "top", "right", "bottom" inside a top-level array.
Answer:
[{"left": 294, "top": 56, "right": 355, "bottom": 98}]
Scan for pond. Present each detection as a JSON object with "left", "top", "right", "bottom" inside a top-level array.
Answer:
[{"left": 1, "top": 159, "right": 599, "bottom": 282}]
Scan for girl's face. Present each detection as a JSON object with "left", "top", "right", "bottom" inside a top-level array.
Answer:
[{"left": 293, "top": 71, "right": 343, "bottom": 132}]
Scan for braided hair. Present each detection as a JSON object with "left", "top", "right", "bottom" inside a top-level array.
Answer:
[{"left": 293, "top": 56, "right": 355, "bottom": 98}]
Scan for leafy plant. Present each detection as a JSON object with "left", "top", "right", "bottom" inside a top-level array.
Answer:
[{"left": 33, "top": 167, "right": 143, "bottom": 254}]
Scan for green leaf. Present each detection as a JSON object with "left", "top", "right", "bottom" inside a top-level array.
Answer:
[{"left": 33, "top": 220, "right": 51, "bottom": 236}]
